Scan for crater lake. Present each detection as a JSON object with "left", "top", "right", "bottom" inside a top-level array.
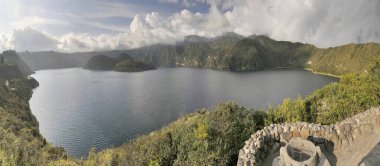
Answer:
[{"left": 29, "top": 68, "right": 338, "bottom": 158}]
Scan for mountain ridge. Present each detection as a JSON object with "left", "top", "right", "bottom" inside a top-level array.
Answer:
[{"left": 18, "top": 33, "right": 380, "bottom": 76}]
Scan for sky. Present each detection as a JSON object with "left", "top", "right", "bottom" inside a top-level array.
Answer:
[{"left": 0, "top": 0, "right": 379, "bottom": 52}]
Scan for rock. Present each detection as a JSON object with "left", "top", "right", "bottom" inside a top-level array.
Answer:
[
  {"left": 271, "top": 142, "right": 281, "bottom": 153},
  {"left": 347, "top": 133, "right": 353, "bottom": 145},
  {"left": 255, "top": 140, "right": 264, "bottom": 148},
  {"left": 236, "top": 108, "right": 380, "bottom": 166},
  {"left": 282, "top": 131, "right": 292, "bottom": 141},
  {"left": 341, "top": 136, "right": 349, "bottom": 149},
  {"left": 352, "top": 128, "right": 360, "bottom": 140},
  {"left": 314, "top": 130, "right": 322, "bottom": 137},
  {"left": 312, "top": 137, "right": 325, "bottom": 144},
  {"left": 344, "top": 123, "right": 352, "bottom": 132},
  {"left": 330, "top": 131, "right": 340, "bottom": 150},
  {"left": 300, "top": 127, "right": 310, "bottom": 139},
  {"left": 293, "top": 128, "right": 300, "bottom": 138}
]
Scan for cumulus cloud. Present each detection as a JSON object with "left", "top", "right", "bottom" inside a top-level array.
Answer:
[
  {"left": 0, "top": 0, "right": 379, "bottom": 52},
  {"left": 0, "top": 27, "right": 59, "bottom": 51},
  {"left": 224, "top": 0, "right": 380, "bottom": 47}
]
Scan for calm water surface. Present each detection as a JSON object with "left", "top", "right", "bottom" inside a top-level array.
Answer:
[{"left": 29, "top": 68, "right": 338, "bottom": 158}]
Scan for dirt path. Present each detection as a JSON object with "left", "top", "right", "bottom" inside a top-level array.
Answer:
[{"left": 334, "top": 132, "right": 380, "bottom": 166}]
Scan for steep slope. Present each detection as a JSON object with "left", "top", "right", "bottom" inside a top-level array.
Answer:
[
  {"left": 125, "top": 34, "right": 378, "bottom": 75},
  {"left": 83, "top": 55, "right": 116, "bottom": 70},
  {"left": 2, "top": 50, "right": 34, "bottom": 76},
  {"left": 80, "top": 103, "right": 266, "bottom": 166},
  {"left": 126, "top": 44, "right": 182, "bottom": 67},
  {"left": 0, "top": 65, "right": 24, "bottom": 79},
  {"left": 220, "top": 36, "right": 315, "bottom": 71},
  {"left": 17, "top": 33, "right": 380, "bottom": 76},
  {"left": 0, "top": 78, "right": 67, "bottom": 165},
  {"left": 306, "top": 42, "right": 380, "bottom": 75}
]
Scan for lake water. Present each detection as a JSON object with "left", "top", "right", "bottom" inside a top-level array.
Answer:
[{"left": 29, "top": 68, "right": 338, "bottom": 158}]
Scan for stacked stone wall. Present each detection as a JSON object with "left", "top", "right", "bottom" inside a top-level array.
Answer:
[{"left": 237, "top": 107, "right": 380, "bottom": 166}]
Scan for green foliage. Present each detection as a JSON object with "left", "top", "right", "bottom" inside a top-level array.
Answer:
[
  {"left": 113, "top": 59, "right": 156, "bottom": 72},
  {"left": 83, "top": 55, "right": 116, "bottom": 70},
  {"left": 266, "top": 96, "right": 306, "bottom": 124},
  {"left": 308, "top": 43, "right": 380, "bottom": 75},
  {"left": 84, "top": 53, "right": 156, "bottom": 72},
  {"left": 194, "top": 122, "right": 208, "bottom": 140},
  {"left": 127, "top": 35, "right": 379, "bottom": 76},
  {"left": 267, "top": 60, "right": 380, "bottom": 125},
  {"left": 0, "top": 79, "right": 69, "bottom": 166},
  {"left": 1, "top": 42, "right": 379, "bottom": 165},
  {"left": 83, "top": 102, "right": 266, "bottom": 166}
]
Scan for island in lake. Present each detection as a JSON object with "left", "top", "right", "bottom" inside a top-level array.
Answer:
[{"left": 83, "top": 53, "right": 156, "bottom": 72}]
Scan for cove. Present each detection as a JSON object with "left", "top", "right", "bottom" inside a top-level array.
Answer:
[{"left": 29, "top": 68, "right": 338, "bottom": 158}]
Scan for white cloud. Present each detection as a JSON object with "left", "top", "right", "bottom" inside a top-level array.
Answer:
[
  {"left": 1, "top": 27, "right": 59, "bottom": 51},
  {"left": 159, "top": 0, "right": 179, "bottom": 4},
  {"left": 224, "top": 0, "right": 380, "bottom": 47},
  {"left": 1, "top": 0, "right": 380, "bottom": 52}
]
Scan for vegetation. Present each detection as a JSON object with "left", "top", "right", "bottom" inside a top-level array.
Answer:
[
  {"left": 84, "top": 53, "right": 156, "bottom": 72},
  {"left": 0, "top": 79, "right": 69, "bottom": 165},
  {"left": 83, "top": 59, "right": 379, "bottom": 165},
  {"left": 83, "top": 55, "right": 117, "bottom": 70},
  {"left": 0, "top": 64, "right": 24, "bottom": 79},
  {"left": 83, "top": 57, "right": 379, "bottom": 164},
  {"left": 18, "top": 33, "right": 380, "bottom": 76},
  {"left": 127, "top": 34, "right": 379, "bottom": 75},
  {"left": 1, "top": 38, "right": 379, "bottom": 165},
  {"left": 81, "top": 103, "right": 266, "bottom": 166},
  {"left": 113, "top": 54, "right": 156, "bottom": 72},
  {"left": 266, "top": 58, "right": 380, "bottom": 125}
]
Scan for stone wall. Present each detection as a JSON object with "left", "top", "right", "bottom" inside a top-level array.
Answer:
[{"left": 237, "top": 107, "right": 380, "bottom": 166}]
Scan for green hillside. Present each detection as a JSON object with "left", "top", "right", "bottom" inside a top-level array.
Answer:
[
  {"left": 307, "top": 42, "right": 380, "bottom": 75},
  {"left": 0, "top": 50, "right": 35, "bottom": 79},
  {"left": 113, "top": 60, "right": 156, "bottom": 72},
  {"left": 18, "top": 33, "right": 380, "bottom": 77},
  {"left": 83, "top": 55, "right": 117, "bottom": 70},
  {"left": 82, "top": 103, "right": 266, "bottom": 166},
  {"left": 125, "top": 34, "right": 379, "bottom": 76},
  {"left": 0, "top": 36, "right": 379, "bottom": 165},
  {"left": 0, "top": 78, "right": 68, "bottom": 165}
]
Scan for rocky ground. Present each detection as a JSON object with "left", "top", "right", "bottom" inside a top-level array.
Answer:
[
  {"left": 238, "top": 107, "right": 380, "bottom": 166},
  {"left": 335, "top": 132, "right": 380, "bottom": 166}
]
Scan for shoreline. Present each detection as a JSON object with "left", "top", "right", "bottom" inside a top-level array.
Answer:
[
  {"left": 257, "top": 66, "right": 342, "bottom": 78},
  {"left": 175, "top": 66, "right": 342, "bottom": 78},
  {"left": 303, "top": 68, "right": 341, "bottom": 78}
]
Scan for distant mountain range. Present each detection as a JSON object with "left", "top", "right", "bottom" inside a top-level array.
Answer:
[{"left": 18, "top": 32, "right": 380, "bottom": 75}]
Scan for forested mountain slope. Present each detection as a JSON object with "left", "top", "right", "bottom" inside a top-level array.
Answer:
[{"left": 18, "top": 33, "right": 380, "bottom": 76}]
